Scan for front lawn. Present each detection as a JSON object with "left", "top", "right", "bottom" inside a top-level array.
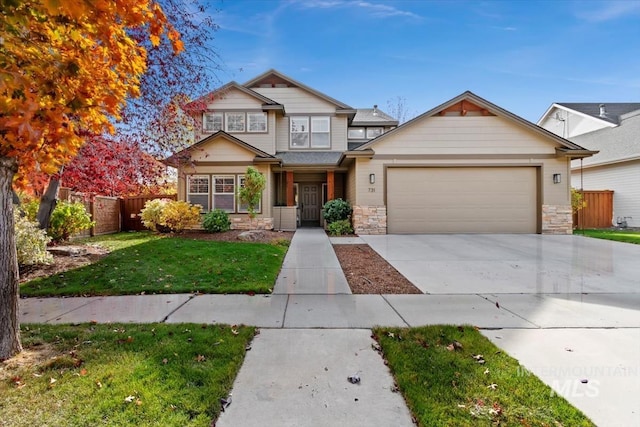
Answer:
[
  {"left": 21, "top": 233, "right": 288, "bottom": 297},
  {"left": 575, "top": 228, "right": 640, "bottom": 244},
  {"left": 374, "top": 325, "right": 594, "bottom": 426},
  {"left": 1, "top": 323, "right": 254, "bottom": 427}
]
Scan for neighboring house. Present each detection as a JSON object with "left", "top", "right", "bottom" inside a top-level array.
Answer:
[
  {"left": 170, "top": 69, "right": 594, "bottom": 234},
  {"left": 538, "top": 103, "right": 640, "bottom": 228}
]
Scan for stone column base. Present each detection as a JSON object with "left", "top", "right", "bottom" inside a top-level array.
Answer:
[
  {"left": 352, "top": 206, "right": 387, "bottom": 235},
  {"left": 542, "top": 205, "right": 572, "bottom": 234}
]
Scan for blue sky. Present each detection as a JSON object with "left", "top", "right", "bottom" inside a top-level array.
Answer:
[{"left": 209, "top": 0, "right": 640, "bottom": 123}]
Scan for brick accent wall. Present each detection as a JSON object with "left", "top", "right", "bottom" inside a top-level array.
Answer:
[
  {"left": 230, "top": 217, "right": 274, "bottom": 230},
  {"left": 542, "top": 204, "right": 573, "bottom": 234},
  {"left": 352, "top": 206, "right": 387, "bottom": 235}
]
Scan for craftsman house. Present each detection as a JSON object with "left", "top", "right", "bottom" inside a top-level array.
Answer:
[{"left": 170, "top": 69, "right": 594, "bottom": 234}]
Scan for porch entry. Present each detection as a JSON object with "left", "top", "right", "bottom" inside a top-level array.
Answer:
[{"left": 299, "top": 184, "right": 325, "bottom": 227}]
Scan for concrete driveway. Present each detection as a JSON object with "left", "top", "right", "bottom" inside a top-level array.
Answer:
[{"left": 361, "top": 233, "right": 640, "bottom": 427}]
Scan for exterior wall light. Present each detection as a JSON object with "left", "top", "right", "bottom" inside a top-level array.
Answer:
[
  {"left": 553, "top": 173, "right": 561, "bottom": 184},
  {"left": 369, "top": 174, "right": 375, "bottom": 184}
]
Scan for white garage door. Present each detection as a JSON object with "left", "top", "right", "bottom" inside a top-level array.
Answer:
[{"left": 387, "top": 167, "right": 538, "bottom": 233}]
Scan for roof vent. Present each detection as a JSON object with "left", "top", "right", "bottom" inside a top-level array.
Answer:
[
  {"left": 373, "top": 105, "right": 378, "bottom": 116},
  {"left": 599, "top": 104, "right": 607, "bottom": 117}
]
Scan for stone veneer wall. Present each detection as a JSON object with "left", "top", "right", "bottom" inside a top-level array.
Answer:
[
  {"left": 542, "top": 204, "right": 572, "bottom": 234},
  {"left": 231, "top": 217, "right": 274, "bottom": 230},
  {"left": 352, "top": 206, "right": 387, "bottom": 235}
]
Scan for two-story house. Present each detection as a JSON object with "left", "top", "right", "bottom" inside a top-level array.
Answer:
[{"left": 170, "top": 69, "right": 594, "bottom": 234}]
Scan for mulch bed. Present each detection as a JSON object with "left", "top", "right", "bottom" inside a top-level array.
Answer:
[{"left": 333, "top": 244, "right": 422, "bottom": 294}]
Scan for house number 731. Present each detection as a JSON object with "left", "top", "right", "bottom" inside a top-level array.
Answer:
[{"left": 368, "top": 187, "right": 375, "bottom": 192}]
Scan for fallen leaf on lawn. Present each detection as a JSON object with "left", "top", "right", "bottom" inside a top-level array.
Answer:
[
  {"left": 196, "top": 355, "right": 206, "bottom": 362},
  {"left": 136, "top": 399, "right": 143, "bottom": 406},
  {"left": 125, "top": 395, "right": 135, "bottom": 403},
  {"left": 33, "top": 373, "right": 42, "bottom": 378},
  {"left": 80, "top": 369, "right": 88, "bottom": 376},
  {"left": 231, "top": 329, "right": 239, "bottom": 336},
  {"left": 162, "top": 358, "right": 168, "bottom": 364},
  {"left": 49, "top": 378, "right": 57, "bottom": 384},
  {"left": 387, "top": 332, "right": 395, "bottom": 338},
  {"left": 484, "top": 369, "right": 490, "bottom": 375},
  {"left": 446, "top": 344, "right": 455, "bottom": 351},
  {"left": 487, "top": 383, "right": 498, "bottom": 390},
  {"left": 457, "top": 404, "right": 466, "bottom": 408},
  {"left": 96, "top": 381, "right": 102, "bottom": 388}
]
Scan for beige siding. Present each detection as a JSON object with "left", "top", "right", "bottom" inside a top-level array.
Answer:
[
  {"left": 276, "top": 116, "right": 290, "bottom": 152},
  {"left": 189, "top": 138, "right": 257, "bottom": 163},
  {"left": 206, "top": 88, "right": 264, "bottom": 110},
  {"left": 387, "top": 167, "right": 537, "bottom": 233},
  {"left": 331, "top": 116, "right": 348, "bottom": 151},
  {"left": 571, "top": 161, "right": 640, "bottom": 227},
  {"left": 253, "top": 87, "right": 337, "bottom": 113},
  {"left": 373, "top": 116, "right": 558, "bottom": 156},
  {"left": 345, "top": 163, "right": 356, "bottom": 204}
]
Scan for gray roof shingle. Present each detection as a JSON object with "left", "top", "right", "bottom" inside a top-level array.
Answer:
[
  {"left": 275, "top": 151, "right": 343, "bottom": 166},
  {"left": 571, "top": 111, "right": 640, "bottom": 166},
  {"left": 352, "top": 108, "right": 398, "bottom": 126},
  {"left": 558, "top": 103, "right": 640, "bottom": 125}
]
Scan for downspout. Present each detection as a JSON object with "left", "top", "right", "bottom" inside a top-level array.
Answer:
[{"left": 579, "top": 158, "right": 584, "bottom": 234}]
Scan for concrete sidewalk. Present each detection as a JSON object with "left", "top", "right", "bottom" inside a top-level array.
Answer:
[{"left": 18, "top": 229, "right": 640, "bottom": 426}]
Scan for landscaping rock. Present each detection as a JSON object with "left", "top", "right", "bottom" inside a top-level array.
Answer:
[
  {"left": 48, "top": 246, "right": 88, "bottom": 257},
  {"left": 238, "top": 230, "right": 266, "bottom": 242}
]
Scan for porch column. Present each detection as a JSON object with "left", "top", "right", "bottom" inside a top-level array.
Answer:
[
  {"left": 286, "top": 171, "right": 295, "bottom": 207},
  {"left": 327, "top": 171, "right": 335, "bottom": 201}
]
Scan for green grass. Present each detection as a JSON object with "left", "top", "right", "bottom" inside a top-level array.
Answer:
[
  {"left": 575, "top": 228, "right": 640, "bottom": 244},
  {"left": 374, "top": 325, "right": 594, "bottom": 427},
  {"left": 73, "top": 231, "right": 167, "bottom": 251},
  {"left": 22, "top": 233, "right": 288, "bottom": 297},
  {"left": 1, "top": 323, "right": 254, "bottom": 427}
]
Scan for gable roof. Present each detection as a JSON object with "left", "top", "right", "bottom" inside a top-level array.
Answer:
[
  {"left": 541, "top": 103, "right": 640, "bottom": 126},
  {"left": 351, "top": 107, "right": 398, "bottom": 126},
  {"left": 353, "top": 91, "right": 596, "bottom": 158},
  {"left": 571, "top": 110, "right": 640, "bottom": 168},
  {"left": 185, "top": 81, "right": 283, "bottom": 111},
  {"left": 166, "top": 131, "right": 276, "bottom": 166},
  {"left": 243, "top": 69, "right": 354, "bottom": 112}
]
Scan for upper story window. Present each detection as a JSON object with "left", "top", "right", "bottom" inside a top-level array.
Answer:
[
  {"left": 290, "top": 116, "right": 330, "bottom": 148},
  {"left": 366, "top": 127, "right": 383, "bottom": 138},
  {"left": 202, "top": 111, "right": 267, "bottom": 133},
  {"left": 348, "top": 126, "right": 384, "bottom": 139},
  {"left": 225, "top": 112, "right": 245, "bottom": 132},
  {"left": 203, "top": 113, "right": 223, "bottom": 133}
]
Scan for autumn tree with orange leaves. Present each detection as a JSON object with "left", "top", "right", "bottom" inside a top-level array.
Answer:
[{"left": 0, "top": 0, "right": 183, "bottom": 360}]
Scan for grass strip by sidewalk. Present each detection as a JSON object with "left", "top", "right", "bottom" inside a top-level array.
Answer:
[
  {"left": 575, "top": 229, "right": 640, "bottom": 244},
  {"left": 21, "top": 234, "right": 288, "bottom": 297},
  {"left": 373, "top": 325, "right": 594, "bottom": 427},
  {"left": 1, "top": 323, "right": 254, "bottom": 427}
]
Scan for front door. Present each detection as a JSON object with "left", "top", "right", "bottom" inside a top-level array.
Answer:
[{"left": 301, "top": 184, "right": 320, "bottom": 225}]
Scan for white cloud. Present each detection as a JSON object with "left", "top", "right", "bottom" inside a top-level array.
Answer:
[
  {"left": 292, "top": 0, "right": 421, "bottom": 19},
  {"left": 576, "top": 1, "right": 640, "bottom": 22}
]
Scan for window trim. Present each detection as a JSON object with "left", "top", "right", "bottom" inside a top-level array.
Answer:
[
  {"left": 224, "top": 112, "right": 246, "bottom": 133},
  {"left": 348, "top": 127, "right": 365, "bottom": 139},
  {"left": 290, "top": 116, "right": 331, "bottom": 149},
  {"left": 203, "top": 112, "right": 223, "bottom": 133},
  {"left": 247, "top": 112, "right": 268, "bottom": 133},
  {"left": 213, "top": 175, "right": 236, "bottom": 213},
  {"left": 366, "top": 127, "right": 384, "bottom": 139},
  {"left": 187, "top": 175, "right": 210, "bottom": 212}
]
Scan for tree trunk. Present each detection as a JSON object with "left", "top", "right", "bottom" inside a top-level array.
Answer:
[
  {"left": 37, "top": 173, "right": 61, "bottom": 230},
  {"left": 0, "top": 156, "right": 22, "bottom": 360}
]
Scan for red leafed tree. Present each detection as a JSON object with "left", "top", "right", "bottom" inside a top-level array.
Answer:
[{"left": 61, "top": 134, "right": 174, "bottom": 197}]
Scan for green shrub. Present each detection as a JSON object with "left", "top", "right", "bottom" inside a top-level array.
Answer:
[
  {"left": 140, "top": 199, "right": 170, "bottom": 232},
  {"left": 327, "top": 219, "right": 353, "bottom": 236},
  {"left": 323, "top": 198, "right": 352, "bottom": 224},
  {"left": 14, "top": 210, "right": 53, "bottom": 266},
  {"left": 20, "top": 199, "right": 39, "bottom": 221},
  {"left": 162, "top": 201, "right": 202, "bottom": 233},
  {"left": 202, "top": 209, "right": 231, "bottom": 233},
  {"left": 48, "top": 201, "right": 94, "bottom": 242}
]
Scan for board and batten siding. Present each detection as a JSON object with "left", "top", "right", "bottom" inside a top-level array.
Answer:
[
  {"left": 571, "top": 161, "right": 640, "bottom": 228},
  {"left": 252, "top": 87, "right": 337, "bottom": 114}
]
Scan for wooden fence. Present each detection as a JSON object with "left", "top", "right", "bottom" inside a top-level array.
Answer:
[
  {"left": 121, "top": 194, "right": 177, "bottom": 231},
  {"left": 59, "top": 188, "right": 176, "bottom": 235},
  {"left": 573, "top": 190, "right": 614, "bottom": 229}
]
